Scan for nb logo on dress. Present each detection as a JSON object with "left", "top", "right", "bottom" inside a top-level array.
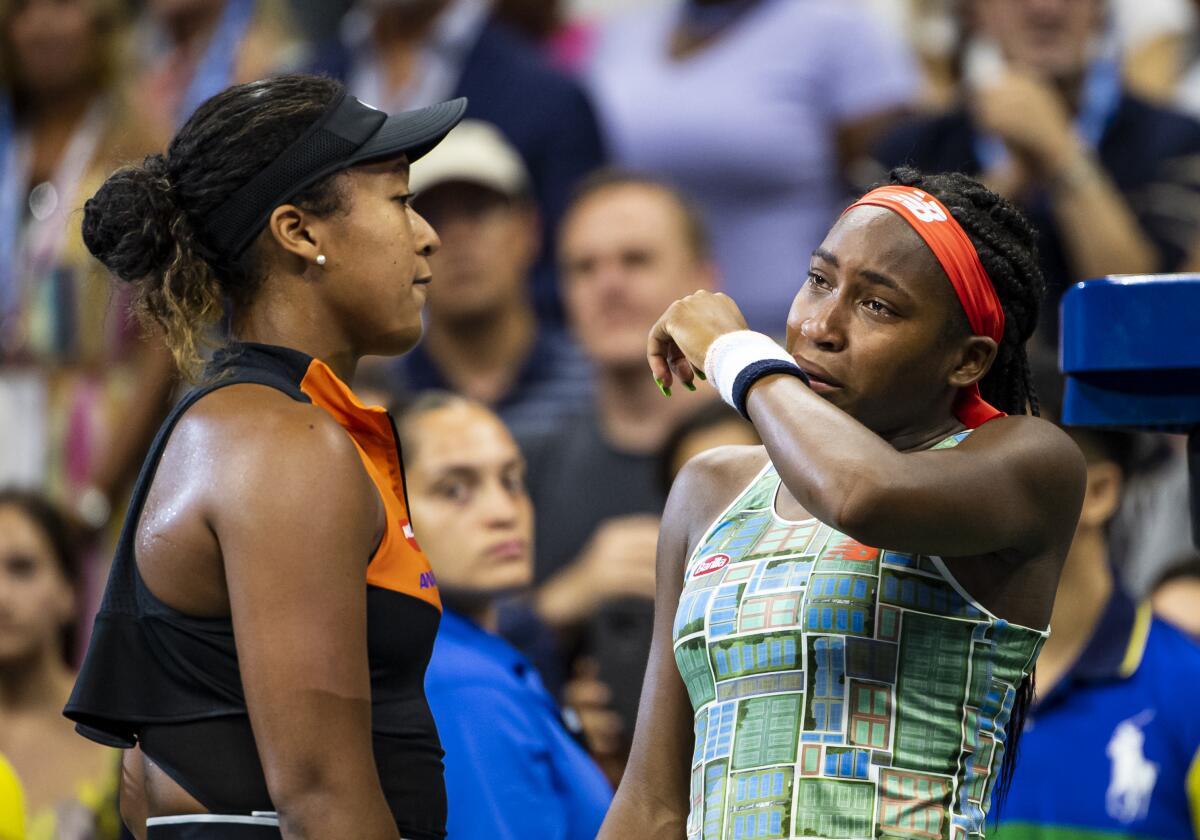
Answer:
[
  {"left": 1105, "top": 710, "right": 1158, "bottom": 823},
  {"left": 892, "top": 190, "right": 947, "bottom": 223}
]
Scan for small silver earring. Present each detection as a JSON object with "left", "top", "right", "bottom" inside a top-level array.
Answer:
[{"left": 316, "top": 254, "right": 327, "bottom": 266}]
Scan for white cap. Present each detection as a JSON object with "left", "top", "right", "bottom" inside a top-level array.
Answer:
[{"left": 409, "top": 119, "right": 530, "bottom": 197}]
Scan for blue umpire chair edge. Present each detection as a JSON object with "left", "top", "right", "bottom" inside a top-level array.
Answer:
[
  {"left": 1059, "top": 273, "right": 1200, "bottom": 549},
  {"left": 1060, "top": 274, "right": 1200, "bottom": 433}
]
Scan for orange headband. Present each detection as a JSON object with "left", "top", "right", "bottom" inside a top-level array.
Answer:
[{"left": 844, "top": 185, "right": 1006, "bottom": 428}]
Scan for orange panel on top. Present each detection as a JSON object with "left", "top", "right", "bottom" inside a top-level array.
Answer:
[{"left": 300, "top": 359, "right": 441, "bottom": 611}]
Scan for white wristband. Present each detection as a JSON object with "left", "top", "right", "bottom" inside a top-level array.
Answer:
[{"left": 704, "top": 331, "right": 801, "bottom": 412}]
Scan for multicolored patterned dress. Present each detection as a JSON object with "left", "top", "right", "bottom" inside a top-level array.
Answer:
[{"left": 674, "top": 433, "right": 1047, "bottom": 840}]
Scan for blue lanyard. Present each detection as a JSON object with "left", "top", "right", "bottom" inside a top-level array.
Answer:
[
  {"left": 176, "top": 0, "right": 256, "bottom": 128},
  {"left": 972, "top": 56, "right": 1123, "bottom": 172},
  {"left": 0, "top": 97, "right": 19, "bottom": 324}
]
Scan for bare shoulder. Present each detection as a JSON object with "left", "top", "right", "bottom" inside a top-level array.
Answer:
[
  {"left": 176, "top": 384, "right": 359, "bottom": 469},
  {"left": 169, "top": 383, "right": 377, "bottom": 527},
  {"left": 666, "top": 444, "right": 771, "bottom": 543},
  {"left": 674, "top": 444, "right": 770, "bottom": 494},
  {"left": 959, "top": 414, "right": 1087, "bottom": 494}
]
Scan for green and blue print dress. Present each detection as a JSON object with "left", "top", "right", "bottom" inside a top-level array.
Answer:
[{"left": 674, "top": 433, "right": 1047, "bottom": 840}]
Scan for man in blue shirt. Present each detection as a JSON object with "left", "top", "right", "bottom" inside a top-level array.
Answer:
[
  {"left": 992, "top": 373, "right": 1200, "bottom": 840},
  {"left": 396, "top": 392, "right": 611, "bottom": 840}
]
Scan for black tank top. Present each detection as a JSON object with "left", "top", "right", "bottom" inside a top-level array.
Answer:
[{"left": 64, "top": 342, "right": 447, "bottom": 839}]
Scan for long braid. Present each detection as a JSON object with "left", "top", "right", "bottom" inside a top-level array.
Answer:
[{"left": 872, "top": 168, "right": 1047, "bottom": 816}]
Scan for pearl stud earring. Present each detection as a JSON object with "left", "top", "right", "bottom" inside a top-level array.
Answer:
[{"left": 316, "top": 254, "right": 327, "bottom": 266}]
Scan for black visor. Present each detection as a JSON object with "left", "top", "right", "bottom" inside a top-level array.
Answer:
[{"left": 203, "top": 92, "right": 468, "bottom": 260}]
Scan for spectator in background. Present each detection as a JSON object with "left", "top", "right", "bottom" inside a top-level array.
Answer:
[
  {"left": 1111, "top": 0, "right": 1196, "bottom": 103},
  {"left": 135, "top": 0, "right": 303, "bottom": 133},
  {"left": 991, "top": 373, "right": 1200, "bottom": 840},
  {"left": 397, "top": 393, "right": 611, "bottom": 840},
  {"left": 657, "top": 400, "right": 758, "bottom": 496},
  {"left": 877, "top": 0, "right": 1200, "bottom": 349},
  {"left": 586, "top": 0, "right": 919, "bottom": 333},
  {"left": 522, "top": 172, "right": 718, "bottom": 762},
  {"left": 492, "top": 0, "right": 596, "bottom": 74},
  {"left": 0, "top": 0, "right": 175, "bottom": 537},
  {"left": 394, "top": 120, "right": 591, "bottom": 442},
  {"left": 1152, "top": 556, "right": 1200, "bottom": 639},
  {"left": 563, "top": 399, "right": 758, "bottom": 786},
  {"left": 0, "top": 754, "right": 23, "bottom": 840},
  {"left": 0, "top": 490, "right": 121, "bottom": 839},
  {"left": 310, "top": 0, "right": 607, "bottom": 323}
]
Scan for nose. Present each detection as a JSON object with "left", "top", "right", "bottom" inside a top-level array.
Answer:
[
  {"left": 410, "top": 207, "right": 442, "bottom": 258},
  {"left": 788, "top": 292, "right": 846, "bottom": 353},
  {"left": 479, "top": 478, "right": 522, "bottom": 528}
]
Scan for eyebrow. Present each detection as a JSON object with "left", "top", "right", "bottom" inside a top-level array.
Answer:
[
  {"left": 812, "top": 248, "right": 838, "bottom": 267},
  {"left": 433, "top": 458, "right": 524, "bottom": 477},
  {"left": 812, "top": 248, "right": 904, "bottom": 293}
]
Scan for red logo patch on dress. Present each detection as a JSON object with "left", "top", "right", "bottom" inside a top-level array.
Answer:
[
  {"left": 400, "top": 519, "right": 421, "bottom": 552},
  {"left": 693, "top": 553, "right": 730, "bottom": 577}
]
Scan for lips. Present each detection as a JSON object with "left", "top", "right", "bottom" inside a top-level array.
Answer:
[
  {"left": 792, "top": 357, "right": 843, "bottom": 389},
  {"left": 413, "top": 275, "right": 432, "bottom": 286},
  {"left": 485, "top": 539, "right": 528, "bottom": 560}
]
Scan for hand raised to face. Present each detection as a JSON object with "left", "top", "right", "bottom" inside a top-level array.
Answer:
[{"left": 646, "top": 290, "right": 750, "bottom": 392}]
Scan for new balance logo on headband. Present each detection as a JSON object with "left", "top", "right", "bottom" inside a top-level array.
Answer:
[{"left": 889, "top": 190, "right": 948, "bottom": 223}]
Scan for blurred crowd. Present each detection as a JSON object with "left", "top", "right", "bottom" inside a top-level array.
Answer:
[{"left": 1, "top": 0, "right": 1199, "bottom": 838}]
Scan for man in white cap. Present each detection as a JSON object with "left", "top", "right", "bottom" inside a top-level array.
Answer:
[{"left": 394, "top": 119, "right": 591, "bottom": 441}]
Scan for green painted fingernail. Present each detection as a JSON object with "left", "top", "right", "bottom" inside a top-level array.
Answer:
[
  {"left": 655, "top": 378, "right": 671, "bottom": 397},
  {"left": 693, "top": 367, "right": 707, "bottom": 381},
  {"left": 684, "top": 381, "right": 697, "bottom": 392}
]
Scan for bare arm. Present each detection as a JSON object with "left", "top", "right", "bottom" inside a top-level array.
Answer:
[
  {"left": 647, "top": 292, "right": 1086, "bottom": 559},
  {"left": 119, "top": 749, "right": 148, "bottom": 840},
  {"left": 597, "top": 459, "right": 713, "bottom": 838},
  {"left": 974, "top": 72, "right": 1157, "bottom": 280},
  {"left": 214, "top": 406, "right": 398, "bottom": 840},
  {"left": 745, "top": 376, "right": 1085, "bottom": 556},
  {"left": 1043, "top": 144, "right": 1158, "bottom": 280}
]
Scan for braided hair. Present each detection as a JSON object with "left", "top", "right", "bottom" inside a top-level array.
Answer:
[
  {"left": 884, "top": 167, "right": 1045, "bottom": 418},
  {"left": 880, "top": 167, "right": 1045, "bottom": 815},
  {"left": 81, "top": 75, "right": 351, "bottom": 379}
]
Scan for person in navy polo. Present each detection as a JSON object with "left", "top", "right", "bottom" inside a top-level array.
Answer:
[{"left": 991, "top": 370, "right": 1200, "bottom": 840}]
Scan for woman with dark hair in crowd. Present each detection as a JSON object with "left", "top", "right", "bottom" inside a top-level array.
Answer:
[
  {"left": 0, "top": 489, "right": 121, "bottom": 838},
  {"left": 395, "top": 392, "right": 611, "bottom": 839},
  {"left": 61, "top": 74, "right": 465, "bottom": 839},
  {"left": 600, "top": 169, "right": 1087, "bottom": 839}
]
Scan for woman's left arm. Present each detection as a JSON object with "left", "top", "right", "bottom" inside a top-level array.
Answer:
[
  {"left": 648, "top": 292, "right": 1087, "bottom": 558},
  {"left": 745, "top": 376, "right": 1085, "bottom": 557}
]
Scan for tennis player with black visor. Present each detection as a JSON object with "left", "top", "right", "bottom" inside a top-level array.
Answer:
[{"left": 64, "top": 75, "right": 464, "bottom": 840}]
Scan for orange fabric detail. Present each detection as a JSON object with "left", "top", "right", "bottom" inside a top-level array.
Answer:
[
  {"left": 844, "top": 185, "right": 1007, "bottom": 429},
  {"left": 299, "top": 359, "right": 441, "bottom": 611}
]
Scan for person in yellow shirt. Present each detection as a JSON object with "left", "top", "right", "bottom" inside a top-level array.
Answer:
[{"left": 0, "top": 753, "right": 26, "bottom": 840}]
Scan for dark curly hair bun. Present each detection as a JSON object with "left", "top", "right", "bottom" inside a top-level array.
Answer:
[
  {"left": 82, "top": 154, "right": 181, "bottom": 285},
  {"left": 79, "top": 75, "right": 347, "bottom": 379}
]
